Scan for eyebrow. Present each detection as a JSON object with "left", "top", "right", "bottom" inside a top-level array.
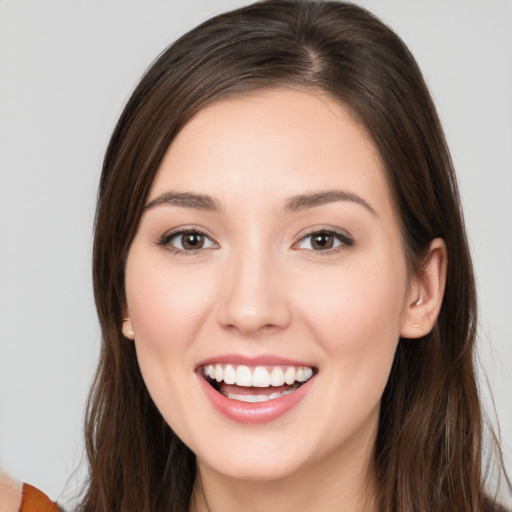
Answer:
[
  {"left": 145, "top": 191, "right": 222, "bottom": 212},
  {"left": 145, "top": 189, "right": 377, "bottom": 216},
  {"left": 283, "top": 190, "right": 377, "bottom": 216}
]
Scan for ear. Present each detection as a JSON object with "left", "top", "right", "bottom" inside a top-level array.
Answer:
[
  {"left": 122, "top": 304, "right": 135, "bottom": 340},
  {"left": 400, "top": 238, "right": 447, "bottom": 339}
]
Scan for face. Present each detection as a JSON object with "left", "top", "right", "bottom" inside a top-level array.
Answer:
[{"left": 124, "top": 88, "right": 416, "bottom": 482}]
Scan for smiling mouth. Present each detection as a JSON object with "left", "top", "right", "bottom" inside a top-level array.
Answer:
[{"left": 199, "top": 364, "right": 317, "bottom": 403}]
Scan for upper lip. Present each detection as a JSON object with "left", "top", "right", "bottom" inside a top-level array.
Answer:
[{"left": 195, "top": 353, "right": 316, "bottom": 370}]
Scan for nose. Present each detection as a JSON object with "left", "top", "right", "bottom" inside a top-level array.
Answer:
[{"left": 216, "top": 248, "right": 292, "bottom": 336}]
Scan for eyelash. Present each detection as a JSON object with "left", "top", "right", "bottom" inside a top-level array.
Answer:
[
  {"left": 156, "top": 228, "right": 218, "bottom": 255},
  {"left": 156, "top": 227, "right": 354, "bottom": 255},
  {"left": 293, "top": 229, "right": 354, "bottom": 254}
]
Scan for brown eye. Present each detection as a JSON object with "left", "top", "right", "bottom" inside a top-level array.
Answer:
[
  {"left": 311, "top": 233, "right": 334, "bottom": 250},
  {"left": 159, "top": 229, "right": 218, "bottom": 253},
  {"left": 295, "top": 230, "right": 354, "bottom": 252},
  {"left": 181, "top": 232, "right": 204, "bottom": 250}
]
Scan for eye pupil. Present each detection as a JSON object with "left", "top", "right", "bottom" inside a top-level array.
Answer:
[
  {"left": 182, "top": 233, "right": 203, "bottom": 250},
  {"left": 312, "top": 233, "right": 333, "bottom": 250}
]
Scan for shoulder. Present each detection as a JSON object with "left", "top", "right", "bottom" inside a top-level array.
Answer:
[
  {"left": 19, "top": 483, "right": 61, "bottom": 512},
  {"left": 0, "top": 472, "right": 22, "bottom": 512}
]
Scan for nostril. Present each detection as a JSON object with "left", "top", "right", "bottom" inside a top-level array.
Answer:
[{"left": 218, "top": 304, "right": 292, "bottom": 336}]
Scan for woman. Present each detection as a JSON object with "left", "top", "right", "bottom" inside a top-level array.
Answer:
[{"left": 79, "top": 1, "right": 510, "bottom": 511}]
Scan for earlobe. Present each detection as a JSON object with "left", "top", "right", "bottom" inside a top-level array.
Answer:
[
  {"left": 401, "top": 238, "right": 447, "bottom": 339},
  {"left": 122, "top": 319, "right": 135, "bottom": 340},
  {"left": 122, "top": 317, "right": 135, "bottom": 340},
  {"left": 122, "top": 306, "right": 135, "bottom": 340}
]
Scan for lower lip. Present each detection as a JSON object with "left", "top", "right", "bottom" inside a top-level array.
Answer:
[{"left": 197, "top": 374, "right": 315, "bottom": 424}]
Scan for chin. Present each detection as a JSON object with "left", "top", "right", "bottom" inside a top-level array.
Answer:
[{"left": 197, "top": 449, "right": 308, "bottom": 482}]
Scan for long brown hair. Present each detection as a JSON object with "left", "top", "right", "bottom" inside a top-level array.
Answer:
[{"left": 81, "top": 1, "right": 509, "bottom": 511}]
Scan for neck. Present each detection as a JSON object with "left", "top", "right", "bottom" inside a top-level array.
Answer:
[{"left": 189, "top": 436, "right": 378, "bottom": 512}]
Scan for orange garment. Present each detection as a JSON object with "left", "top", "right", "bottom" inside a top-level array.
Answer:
[{"left": 19, "top": 483, "right": 61, "bottom": 512}]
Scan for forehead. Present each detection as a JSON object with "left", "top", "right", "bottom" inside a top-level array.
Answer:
[{"left": 149, "top": 88, "right": 394, "bottom": 218}]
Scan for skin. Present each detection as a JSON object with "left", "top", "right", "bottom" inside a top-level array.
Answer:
[
  {"left": 123, "top": 88, "right": 446, "bottom": 512},
  {"left": 0, "top": 472, "right": 22, "bottom": 512}
]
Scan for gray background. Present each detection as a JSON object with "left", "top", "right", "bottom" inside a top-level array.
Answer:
[{"left": 0, "top": 0, "right": 510, "bottom": 508}]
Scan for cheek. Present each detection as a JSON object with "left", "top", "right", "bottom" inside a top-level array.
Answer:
[
  {"left": 296, "top": 252, "right": 408, "bottom": 365},
  {"left": 124, "top": 253, "right": 217, "bottom": 427},
  {"left": 125, "top": 257, "right": 215, "bottom": 355},
  {"left": 293, "top": 255, "right": 408, "bottom": 441}
]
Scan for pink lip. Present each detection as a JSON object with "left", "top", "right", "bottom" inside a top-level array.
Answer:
[
  {"left": 196, "top": 353, "right": 314, "bottom": 368},
  {"left": 196, "top": 366, "right": 316, "bottom": 425}
]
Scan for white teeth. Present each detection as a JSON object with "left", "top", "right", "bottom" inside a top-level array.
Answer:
[
  {"left": 252, "top": 366, "right": 270, "bottom": 387},
  {"left": 235, "top": 365, "right": 252, "bottom": 387},
  {"left": 225, "top": 386, "right": 297, "bottom": 402},
  {"left": 203, "top": 363, "right": 315, "bottom": 388},
  {"left": 226, "top": 394, "right": 269, "bottom": 403},
  {"left": 224, "top": 364, "right": 236, "bottom": 385},
  {"left": 284, "top": 366, "right": 295, "bottom": 385},
  {"left": 270, "top": 367, "right": 285, "bottom": 386}
]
